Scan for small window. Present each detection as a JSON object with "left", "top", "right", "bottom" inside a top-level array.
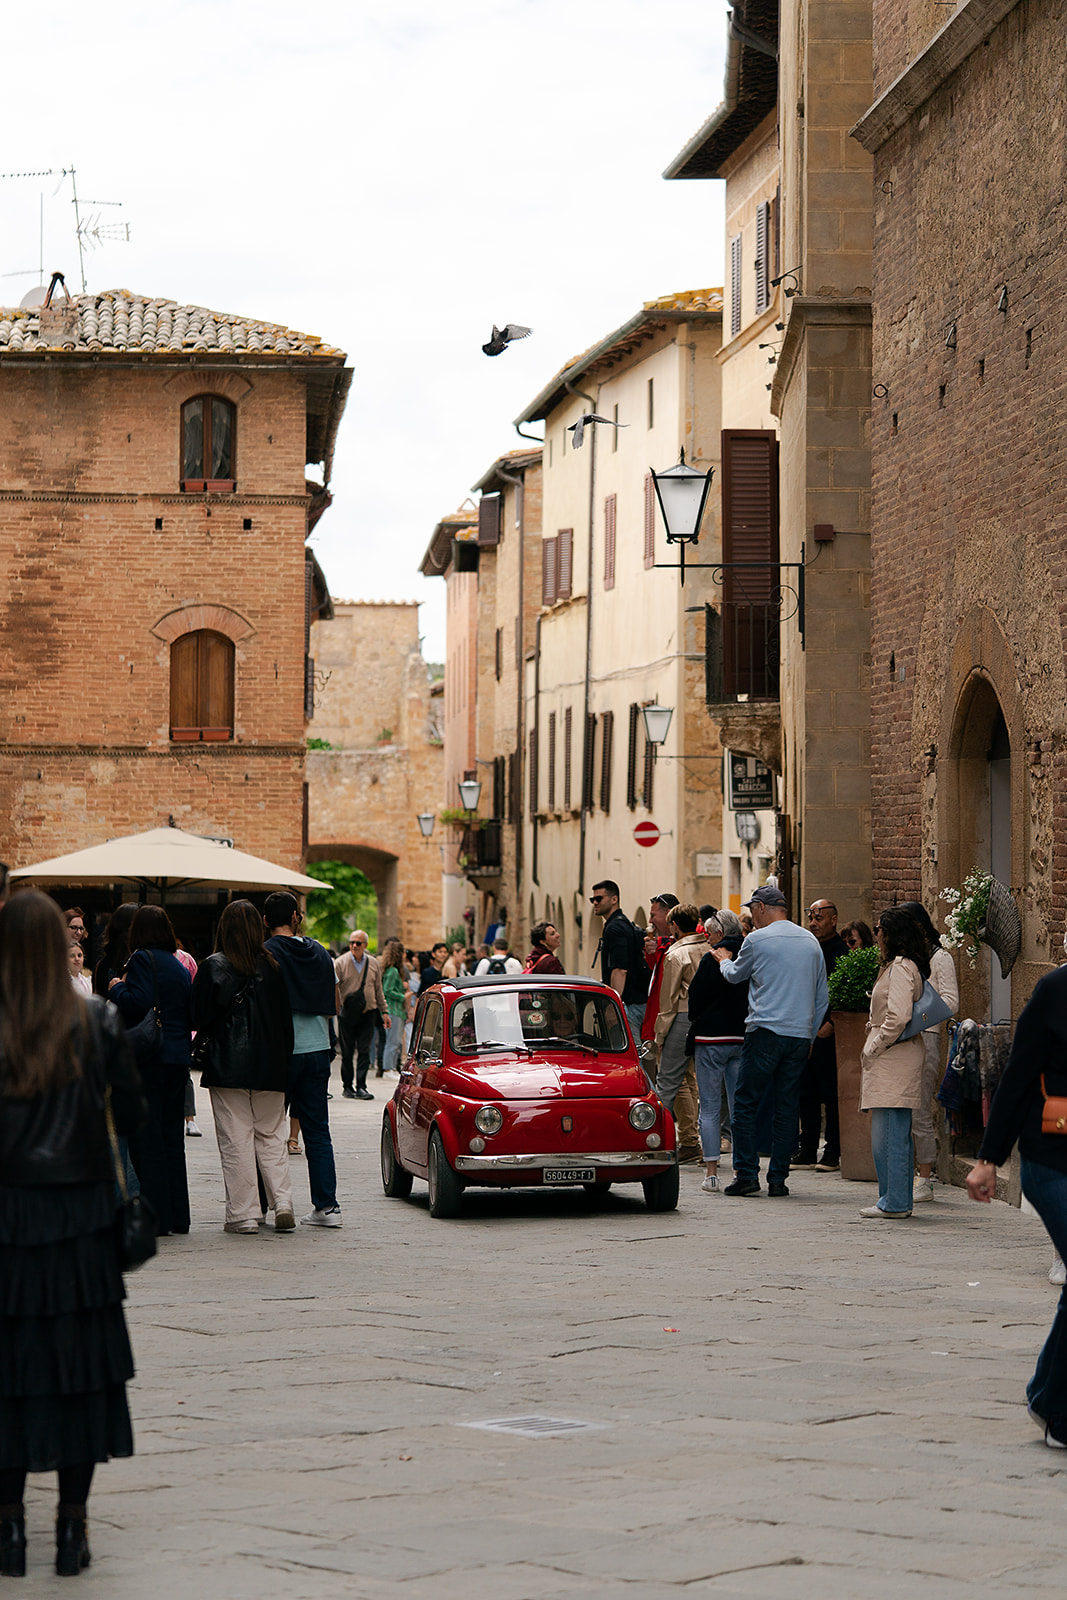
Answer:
[
  {"left": 647, "top": 378, "right": 654, "bottom": 430},
  {"left": 170, "top": 629, "right": 234, "bottom": 741},
  {"left": 181, "top": 396, "right": 235, "bottom": 491}
]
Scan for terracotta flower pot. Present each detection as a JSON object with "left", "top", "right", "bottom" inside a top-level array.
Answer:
[{"left": 833, "top": 1009, "right": 877, "bottom": 1181}]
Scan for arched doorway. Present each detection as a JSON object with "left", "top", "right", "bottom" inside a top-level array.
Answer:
[
  {"left": 306, "top": 842, "right": 400, "bottom": 947},
  {"left": 945, "top": 676, "right": 1013, "bottom": 1022}
]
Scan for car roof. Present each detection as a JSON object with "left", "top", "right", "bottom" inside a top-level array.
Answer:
[{"left": 444, "top": 974, "right": 610, "bottom": 992}]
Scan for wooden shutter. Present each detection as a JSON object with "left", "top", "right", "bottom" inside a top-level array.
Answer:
[
  {"left": 626, "top": 702, "right": 640, "bottom": 810},
  {"left": 547, "top": 711, "right": 557, "bottom": 811},
  {"left": 201, "top": 631, "right": 235, "bottom": 737},
  {"left": 478, "top": 493, "right": 501, "bottom": 547},
  {"left": 170, "top": 633, "right": 200, "bottom": 738},
  {"left": 563, "top": 707, "right": 573, "bottom": 810},
  {"left": 755, "top": 200, "right": 771, "bottom": 314},
  {"left": 557, "top": 529, "right": 573, "bottom": 599},
  {"left": 730, "top": 234, "right": 742, "bottom": 338},
  {"left": 172, "top": 630, "right": 234, "bottom": 740},
  {"left": 508, "top": 748, "right": 519, "bottom": 825},
  {"left": 582, "top": 714, "right": 597, "bottom": 811},
  {"left": 603, "top": 494, "right": 616, "bottom": 590},
  {"left": 642, "top": 727, "right": 655, "bottom": 811},
  {"left": 643, "top": 473, "right": 655, "bottom": 569},
  {"left": 493, "top": 755, "right": 506, "bottom": 818},
  {"left": 304, "top": 656, "right": 315, "bottom": 720},
  {"left": 529, "top": 727, "right": 539, "bottom": 813},
  {"left": 494, "top": 627, "right": 502, "bottom": 681},
  {"left": 705, "top": 603, "right": 725, "bottom": 703},
  {"left": 599, "top": 710, "right": 614, "bottom": 813},
  {"left": 720, "top": 429, "right": 780, "bottom": 699},
  {"left": 542, "top": 537, "right": 558, "bottom": 606},
  {"left": 773, "top": 184, "right": 781, "bottom": 279}
]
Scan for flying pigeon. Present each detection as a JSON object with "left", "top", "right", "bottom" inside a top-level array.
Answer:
[
  {"left": 482, "top": 323, "right": 532, "bottom": 357},
  {"left": 567, "top": 413, "right": 629, "bottom": 450}
]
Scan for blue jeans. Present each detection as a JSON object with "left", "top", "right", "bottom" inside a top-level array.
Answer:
[
  {"left": 383, "top": 1015, "right": 405, "bottom": 1074},
  {"left": 286, "top": 1050, "right": 337, "bottom": 1212},
  {"left": 1021, "top": 1159, "right": 1067, "bottom": 1435},
  {"left": 732, "top": 1028, "right": 811, "bottom": 1184},
  {"left": 625, "top": 1001, "right": 646, "bottom": 1040},
  {"left": 694, "top": 1042, "right": 742, "bottom": 1162},
  {"left": 870, "top": 1107, "right": 914, "bottom": 1212}
]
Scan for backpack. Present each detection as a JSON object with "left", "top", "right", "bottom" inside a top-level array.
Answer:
[{"left": 487, "top": 957, "right": 508, "bottom": 975}]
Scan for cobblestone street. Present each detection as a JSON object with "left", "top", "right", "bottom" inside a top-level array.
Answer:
[{"left": 18, "top": 1083, "right": 1067, "bottom": 1598}]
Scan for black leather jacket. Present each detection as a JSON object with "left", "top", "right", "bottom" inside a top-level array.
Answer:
[
  {"left": 0, "top": 997, "right": 145, "bottom": 1186},
  {"left": 192, "top": 953, "right": 295, "bottom": 1092}
]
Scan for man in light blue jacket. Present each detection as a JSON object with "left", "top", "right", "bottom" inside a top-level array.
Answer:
[{"left": 707, "top": 885, "right": 828, "bottom": 1198}]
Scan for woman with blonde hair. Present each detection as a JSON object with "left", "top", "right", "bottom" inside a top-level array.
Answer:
[
  {"left": 0, "top": 891, "right": 145, "bottom": 1576},
  {"left": 192, "top": 900, "right": 295, "bottom": 1233},
  {"left": 379, "top": 939, "right": 408, "bottom": 1076}
]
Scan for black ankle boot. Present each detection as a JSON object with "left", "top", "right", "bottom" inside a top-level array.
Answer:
[
  {"left": 55, "top": 1505, "right": 90, "bottom": 1576},
  {"left": 0, "top": 1505, "right": 26, "bottom": 1577}
]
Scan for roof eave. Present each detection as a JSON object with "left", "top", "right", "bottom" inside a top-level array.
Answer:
[
  {"left": 471, "top": 447, "right": 542, "bottom": 493},
  {"left": 514, "top": 307, "right": 722, "bottom": 425}
]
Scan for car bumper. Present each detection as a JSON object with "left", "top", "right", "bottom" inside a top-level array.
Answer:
[{"left": 454, "top": 1150, "right": 677, "bottom": 1172}]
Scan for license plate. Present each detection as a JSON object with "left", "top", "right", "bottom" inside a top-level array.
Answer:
[{"left": 543, "top": 1167, "right": 596, "bottom": 1184}]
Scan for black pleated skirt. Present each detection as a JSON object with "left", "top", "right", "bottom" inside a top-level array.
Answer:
[{"left": 0, "top": 1182, "right": 135, "bottom": 1472}]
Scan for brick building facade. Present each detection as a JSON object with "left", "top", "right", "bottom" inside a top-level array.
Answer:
[
  {"left": 0, "top": 286, "right": 350, "bottom": 910},
  {"left": 854, "top": 0, "right": 1066, "bottom": 1020}
]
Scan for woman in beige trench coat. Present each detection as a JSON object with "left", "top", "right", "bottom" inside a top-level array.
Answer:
[{"left": 859, "top": 906, "right": 929, "bottom": 1219}]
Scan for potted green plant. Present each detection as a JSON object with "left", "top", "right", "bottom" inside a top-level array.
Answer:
[{"left": 828, "top": 945, "right": 881, "bottom": 1182}]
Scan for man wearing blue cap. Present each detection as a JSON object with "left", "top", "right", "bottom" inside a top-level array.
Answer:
[{"left": 707, "top": 885, "right": 828, "bottom": 1197}]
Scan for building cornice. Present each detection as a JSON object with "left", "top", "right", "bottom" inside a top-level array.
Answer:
[
  {"left": 851, "top": 0, "right": 1022, "bottom": 152},
  {"left": 0, "top": 491, "right": 310, "bottom": 507},
  {"left": 769, "top": 297, "right": 871, "bottom": 417},
  {"left": 0, "top": 744, "right": 305, "bottom": 758}
]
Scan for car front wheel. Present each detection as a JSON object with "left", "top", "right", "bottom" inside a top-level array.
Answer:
[
  {"left": 381, "top": 1115, "right": 413, "bottom": 1198},
  {"left": 642, "top": 1164, "right": 680, "bottom": 1212},
  {"left": 427, "top": 1128, "right": 464, "bottom": 1219}
]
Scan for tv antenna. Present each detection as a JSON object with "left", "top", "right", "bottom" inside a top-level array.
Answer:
[{"left": 0, "top": 166, "right": 130, "bottom": 295}]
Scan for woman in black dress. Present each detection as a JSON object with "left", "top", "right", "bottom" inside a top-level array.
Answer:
[
  {"left": 0, "top": 890, "right": 145, "bottom": 1576},
  {"left": 109, "top": 906, "right": 193, "bottom": 1235}
]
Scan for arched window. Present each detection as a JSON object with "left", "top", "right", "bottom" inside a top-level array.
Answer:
[
  {"left": 181, "top": 396, "right": 235, "bottom": 491},
  {"left": 170, "top": 630, "right": 234, "bottom": 741}
]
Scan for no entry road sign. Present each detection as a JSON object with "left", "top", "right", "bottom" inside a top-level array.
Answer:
[{"left": 633, "top": 820, "right": 660, "bottom": 848}]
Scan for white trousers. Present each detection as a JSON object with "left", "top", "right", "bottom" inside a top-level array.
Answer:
[{"left": 209, "top": 1087, "right": 293, "bottom": 1224}]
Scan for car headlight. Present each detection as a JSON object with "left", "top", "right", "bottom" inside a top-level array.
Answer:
[
  {"left": 629, "top": 1101, "right": 657, "bottom": 1130},
  {"left": 474, "top": 1105, "right": 504, "bottom": 1135}
]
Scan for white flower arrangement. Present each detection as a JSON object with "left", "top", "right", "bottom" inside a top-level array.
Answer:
[{"left": 938, "top": 868, "right": 993, "bottom": 966}]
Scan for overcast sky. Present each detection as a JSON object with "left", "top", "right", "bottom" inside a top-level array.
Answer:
[{"left": 0, "top": 0, "right": 727, "bottom": 662}]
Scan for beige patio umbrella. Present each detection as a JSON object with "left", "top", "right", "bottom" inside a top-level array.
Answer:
[{"left": 11, "top": 826, "right": 332, "bottom": 898}]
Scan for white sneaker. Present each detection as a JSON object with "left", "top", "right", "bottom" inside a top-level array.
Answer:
[
  {"left": 859, "top": 1204, "right": 912, "bottom": 1219},
  {"left": 701, "top": 1174, "right": 722, "bottom": 1194},
  {"left": 912, "top": 1176, "right": 934, "bottom": 1202},
  {"left": 224, "top": 1219, "right": 259, "bottom": 1235},
  {"left": 300, "top": 1207, "right": 343, "bottom": 1228},
  {"left": 185, "top": 1120, "right": 202, "bottom": 1137},
  {"left": 1050, "top": 1257, "right": 1066, "bottom": 1286}
]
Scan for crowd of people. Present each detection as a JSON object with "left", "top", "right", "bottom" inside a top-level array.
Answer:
[{"left": 6, "top": 872, "right": 1067, "bottom": 1576}]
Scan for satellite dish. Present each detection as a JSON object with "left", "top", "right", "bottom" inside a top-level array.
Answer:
[{"left": 19, "top": 286, "right": 47, "bottom": 308}]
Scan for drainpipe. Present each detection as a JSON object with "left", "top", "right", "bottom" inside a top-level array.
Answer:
[
  {"left": 532, "top": 613, "right": 541, "bottom": 889},
  {"left": 564, "top": 376, "right": 599, "bottom": 958},
  {"left": 493, "top": 462, "right": 528, "bottom": 916}
]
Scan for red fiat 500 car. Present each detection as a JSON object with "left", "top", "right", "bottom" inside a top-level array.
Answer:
[{"left": 381, "top": 974, "right": 678, "bottom": 1219}]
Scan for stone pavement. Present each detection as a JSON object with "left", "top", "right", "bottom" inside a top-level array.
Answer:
[{"left": 18, "top": 1078, "right": 1067, "bottom": 1598}]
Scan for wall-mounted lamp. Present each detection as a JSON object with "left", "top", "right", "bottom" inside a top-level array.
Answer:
[
  {"left": 650, "top": 449, "right": 714, "bottom": 547},
  {"left": 641, "top": 704, "right": 674, "bottom": 749},
  {"left": 457, "top": 778, "right": 482, "bottom": 814},
  {"left": 417, "top": 812, "right": 436, "bottom": 839},
  {"left": 770, "top": 267, "right": 800, "bottom": 297}
]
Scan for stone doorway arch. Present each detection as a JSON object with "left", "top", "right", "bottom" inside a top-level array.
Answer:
[{"left": 306, "top": 842, "right": 399, "bottom": 945}]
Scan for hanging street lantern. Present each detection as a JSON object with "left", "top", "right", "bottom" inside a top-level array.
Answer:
[
  {"left": 457, "top": 778, "right": 482, "bottom": 814},
  {"left": 416, "top": 812, "right": 436, "bottom": 838},
  {"left": 641, "top": 704, "right": 674, "bottom": 748},
  {"left": 650, "top": 448, "right": 714, "bottom": 546}
]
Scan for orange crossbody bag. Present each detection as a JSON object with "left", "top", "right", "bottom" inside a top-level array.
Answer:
[{"left": 1040, "top": 1076, "right": 1067, "bottom": 1135}]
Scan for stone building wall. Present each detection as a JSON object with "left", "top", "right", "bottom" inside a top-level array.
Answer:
[
  {"left": 308, "top": 600, "right": 443, "bottom": 948},
  {"left": 857, "top": 0, "right": 1067, "bottom": 1009}
]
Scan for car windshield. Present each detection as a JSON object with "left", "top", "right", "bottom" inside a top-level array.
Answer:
[{"left": 449, "top": 988, "right": 629, "bottom": 1056}]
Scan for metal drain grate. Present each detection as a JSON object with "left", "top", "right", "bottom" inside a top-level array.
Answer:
[{"left": 463, "top": 1414, "right": 604, "bottom": 1438}]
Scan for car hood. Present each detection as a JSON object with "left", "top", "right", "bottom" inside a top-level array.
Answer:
[{"left": 444, "top": 1054, "right": 648, "bottom": 1100}]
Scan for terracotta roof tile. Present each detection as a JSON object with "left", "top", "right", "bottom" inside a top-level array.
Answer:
[{"left": 0, "top": 288, "right": 344, "bottom": 360}]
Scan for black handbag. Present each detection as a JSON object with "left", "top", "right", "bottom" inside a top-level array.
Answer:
[
  {"left": 104, "top": 1088, "right": 157, "bottom": 1270},
  {"left": 341, "top": 954, "right": 369, "bottom": 1024},
  {"left": 126, "top": 952, "right": 163, "bottom": 1069}
]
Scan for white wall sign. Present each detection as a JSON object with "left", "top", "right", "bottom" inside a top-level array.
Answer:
[{"left": 695, "top": 852, "right": 723, "bottom": 878}]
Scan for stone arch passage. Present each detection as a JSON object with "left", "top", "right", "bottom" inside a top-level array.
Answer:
[{"left": 307, "top": 843, "right": 400, "bottom": 944}]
